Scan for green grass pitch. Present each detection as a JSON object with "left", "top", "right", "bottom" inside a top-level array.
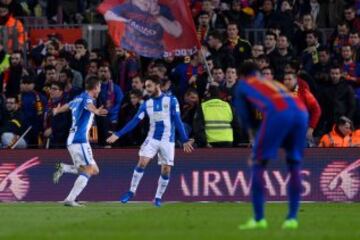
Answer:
[{"left": 0, "top": 203, "right": 359, "bottom": 240}]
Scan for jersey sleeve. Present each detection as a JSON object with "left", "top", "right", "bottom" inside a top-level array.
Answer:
[
  {"left": 115, "top": 101, "right": 146, "bottom": 138},
  {"left": 171, "top": 96, "right": 189, "bottom": 143},
  {"left": 84, "top": 95, "right": 95, "bottom": 111}
]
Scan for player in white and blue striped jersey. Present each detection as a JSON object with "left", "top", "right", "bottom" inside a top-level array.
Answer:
[
  {"left": 107, "top": 76, "right": 194, "bottom": 207},
  {"left": 52, "top": 77, "right": 108, "bottom": 207}
]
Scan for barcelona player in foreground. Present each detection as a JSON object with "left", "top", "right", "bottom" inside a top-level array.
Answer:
[{"left": 233, "top": 62, "right": 309, "bottom": 230}]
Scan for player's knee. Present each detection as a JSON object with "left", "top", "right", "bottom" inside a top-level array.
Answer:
[{"left": 161, "top": 165, "right": 171, "bottom": 176}]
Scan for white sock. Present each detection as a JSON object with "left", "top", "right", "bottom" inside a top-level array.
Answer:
[
  {"left": 155, "top": 175, "right": 170, "bottom": 199},
  {"left": 61, "top": 163, "right": 78, "bottom": 174},
  {"left": 129, "top": 167, "right": 144, "bottom": 193},
  {"left": 65, "top": 174, "right": 89, "bottom": 202}
]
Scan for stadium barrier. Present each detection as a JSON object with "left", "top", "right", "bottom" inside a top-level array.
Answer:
[{"left": 0, "top": 148, "right": 359, "bottom": 202}]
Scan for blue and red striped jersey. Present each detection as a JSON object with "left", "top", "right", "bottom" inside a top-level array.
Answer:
[{"left": 233, "top": 76, "right": 307, "bottom": 129}]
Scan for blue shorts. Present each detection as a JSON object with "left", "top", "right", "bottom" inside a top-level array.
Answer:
[{"left": 253, "top": 109, "right": 309, "bottom": 162}]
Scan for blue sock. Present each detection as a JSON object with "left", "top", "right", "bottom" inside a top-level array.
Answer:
[
  {"left": 251, "top": 164, "right": 265, "bottom": 221},
  {"left": 287, "top": 161, "right": 301, "bottom": 219}
]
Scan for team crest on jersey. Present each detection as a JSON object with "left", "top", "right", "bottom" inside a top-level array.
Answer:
[{"left": 164, "top": 104, "right": 169, "bottom": 109}]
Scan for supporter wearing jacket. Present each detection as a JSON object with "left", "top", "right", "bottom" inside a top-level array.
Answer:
[
  {"left": 319, "top": 116, "right": 353, "bottom": 147},
  {"left": 283, "top": 73, "right": 321, "bottom": 141}
]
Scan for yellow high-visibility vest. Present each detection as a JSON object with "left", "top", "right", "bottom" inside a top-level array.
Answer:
[{"left": 201, "top": 98, "right": 233, "bottom": 143}]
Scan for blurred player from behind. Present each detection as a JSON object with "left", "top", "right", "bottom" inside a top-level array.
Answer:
[
  {"left": 233, "top": 62, "right": 309, "bottom": 230},
  {"left": 107, "top": 76, "right": 194, "bottom": 207},
  {"left": 52, "top": 77, "right": 108, "bottom": 207}
]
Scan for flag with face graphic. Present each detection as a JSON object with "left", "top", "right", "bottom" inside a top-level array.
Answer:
[{"left": 98, "top": 0, "right": 201, "bottom": 58}]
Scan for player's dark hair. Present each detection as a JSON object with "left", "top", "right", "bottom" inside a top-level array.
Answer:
[
  {"left": 239, "top": 62, "right": 260, "bottom": 77},
  {"left": 144, "top": 75, "right": 161, "bottom": 85},
  {"left": 85, "top": 76, "right": 101, "bottom": 90}
]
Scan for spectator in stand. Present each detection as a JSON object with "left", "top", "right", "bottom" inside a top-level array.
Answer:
[
  {"left": 207, "top": 30, "right": 235, "bottom": 70},
  {"left": 264, "top": 31, "right": 277, "bottom": 56},
  {"left": 283, "top": 73, "right": 321, "bottom": 144},
  {"left": 269, "top": 34, "right": 294, "bottom": 80},
  {"left": 130, "top": 76, "right": 145, "bottom": 94},
  {"left": 0, "top": 45, "right": 10, "bottom": 93},
  {"left": 310, "top": 46, "right": 331, "bottom": 86},
  {"left": 262, "top": 66, "right": 275, "bottom": 81},
  {"left": 277, "top": 0, "right": 297, "bottom": 38},
  {"left": 97, "top": 63, "right": 124, "bottom": 146},
  {"left": 171, "top": 53, "right": 205, "bottom": 100},
  {"left": 117, "top": 89, "right": 146, "bottom": 147},
  {"left": 70, "top": 39, "right": 90, "bottom": 79},
  {"left": 2, "top": 0, "right": 27, "bottom": 17},
  {"left": 211, "top": 66, "right": 226, "bottom": 87},
  {"left": 19, "top": 76, "right": 47, "bottom": 147},
  {"left": 45, "top": 40, "right": 61, "bottom": 57},
  {"left": 0, "top": 3, "right": 25, "bottom": 52},
  {"left": 251, "top": 44, "right": 265, "bottom": 59},
  {"left": 193, "top": 85, "right": 241, "bottom": 147},
  {"left": 43, "top": 81, "right": 71, "bottom": 148},
  {"left": 341, "top": 45, "right": 360, "bottom": 86},
  {"left": 254, "top": 54, "right": 271, "bottom": 70},
  {"left": 316, "top": 64, "right": 356, "bottom": 137},
  {"left": 293, "top": 13, "right": 319, "bottom": 54},
  {"left": 87, "top": 59, "right": 99, "bottom": 78},
  {"left": 330, "top": 21, "right": 350, "bottom": 56},
  {"left": 317, "top": 0, "right": 344, "bottom": 28},
  {"left": 319, "top": 116, "right": 353, "bottom": 147},
  {"left": 201, "top": 0, "right": 228, "bottom": 29},
  {"left": 344, "top": 5, "right": 360, "bottom": 33},
  {"left": 253, "top": 0, "right": 279, "bottom": 29},
  {"left": 225, "top": 0, "right": 253, "bottom": 31},
  {"left": 56, "top": 50, "right": 83, "bottom": 89},
  {"left": 4, "top": 50, "right": 25, "bottom": 96},
  {"left": 58, "top": 68, "right": 82, "bottom": 101},
  {"left": 301, "top": 30, "right": 320, "bottom": 73},
  {"left": 42, "top": 65, "right": 58, "bottom": 94},
  {"left": 196, "top": 11, "right": 212, "bottom": 44},
  {"left": 349, "top": 31, "right": 360, "bottom": 62},
  {"left": 0, "top": 94, "right": 26, "bottom": 148},
  {"left": 111, "top": 47, "right": 140, "bottom": 92},
  {"left": 225, "top": 22, "right": 252, "bottom": 66},
  {"left": 35, "top": 54, "right": 57, "bottom": 93},
  {"left": 181, "top": 88, "right": 200, "bottom": 138},
  {"left": 220, "top": 66, "right": 238, "bottom": 102}
]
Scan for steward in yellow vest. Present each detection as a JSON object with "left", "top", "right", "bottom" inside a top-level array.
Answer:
[{"left": 194, "top": 86, "right": 241, "bottom": 147}]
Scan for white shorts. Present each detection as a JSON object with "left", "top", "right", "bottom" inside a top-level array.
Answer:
[
  {"left": 67, "top": 143, "right": 97, "bottom": 168},
  {"left": 139, "top": 138, "right": 175, "bottom": 166}
]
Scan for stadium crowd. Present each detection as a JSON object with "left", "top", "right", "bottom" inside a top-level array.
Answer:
[{"left": 1, "top": 0, "right": 360, "bottom": 149}]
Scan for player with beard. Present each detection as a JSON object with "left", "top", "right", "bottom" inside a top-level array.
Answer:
[{"left": 107, "top": 76, "right": 194, "bottom": 207}]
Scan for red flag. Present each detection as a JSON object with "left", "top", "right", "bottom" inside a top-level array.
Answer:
[{"left": 98, "top": 0, "right": 201, "bottom": 58}]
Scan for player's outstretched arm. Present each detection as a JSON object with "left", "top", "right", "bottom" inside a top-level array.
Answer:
[
  {"left": 106, "top": 103, "right": 146, "bottom": 144},
  {"left": 87, "top": 104, "right": 108, "bottom": 116},
  {"left": 52, "top": 103, "right": 70, "bottom": 116}
]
